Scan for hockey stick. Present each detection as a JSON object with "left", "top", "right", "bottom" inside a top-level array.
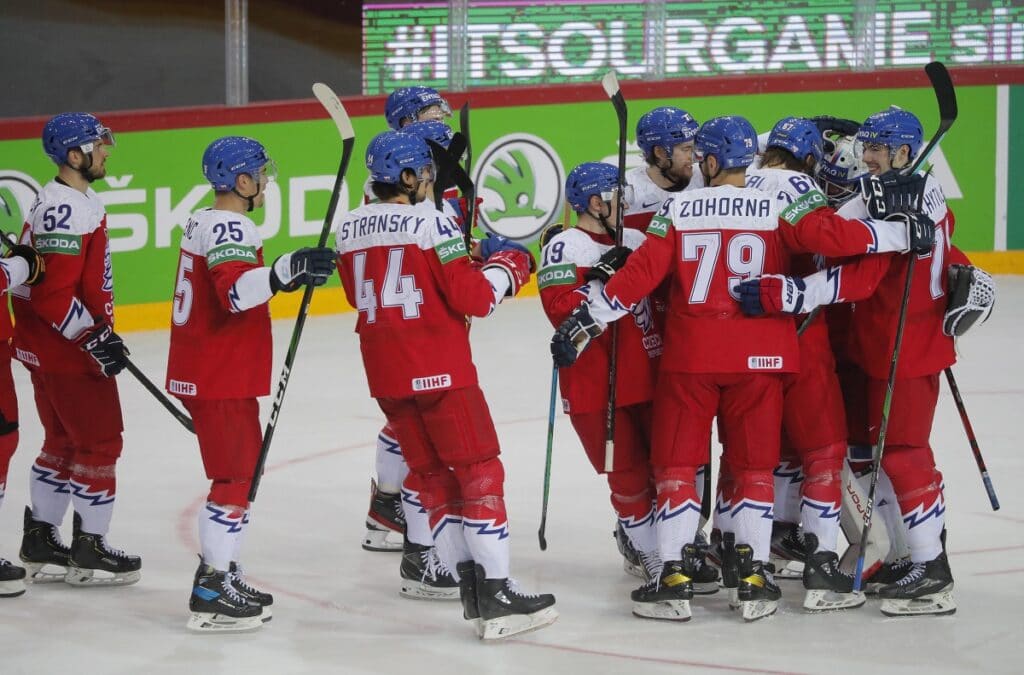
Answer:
[
  {"left": 852, "top": 61, "right": 957, "bottom": 591},
  {"left": 538, "top": 364, "right": 559, "bottom": 550},
  {"left": 944, "top": 367, "right": 1000, "bottom": 510},
  {"left": 248, "top": 83, "right": 354, "bottom": 502},
  {"left": 459, "top": 102, "right": 476, "bottom": 249},
  {"left": 0, "top": 231, "right": 196, "bottom": 432},
  {"left": 600, "top": 70, "right": 627, "bottom": 473}
]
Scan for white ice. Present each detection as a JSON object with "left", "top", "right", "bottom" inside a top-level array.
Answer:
[{"left": 1, "top": 281, "right": 1022, "bottom": 675}]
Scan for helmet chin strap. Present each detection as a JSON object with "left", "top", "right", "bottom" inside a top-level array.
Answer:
[
  {"left": 590, "top": 200, "right": 617, "bottom": 239},
  {"left": 232, "top": 180, "right": 262, "bottom": 213}
]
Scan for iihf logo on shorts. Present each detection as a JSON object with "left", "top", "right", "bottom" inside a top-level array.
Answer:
[{"left": 474, "top": 134, "right": 564, "bottom": 243}]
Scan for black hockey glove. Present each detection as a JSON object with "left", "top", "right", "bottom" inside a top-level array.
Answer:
[
  {"left": 2, "top": 239, "right": 45, "bottom": 286},
  {"left": 885, "top": 209, "right": 935, "bottom": 255},
  {"left": 75, "top": 321, "right": 129, "bottom": 378},
  {"left": 270, "top": 247, "right": 336, "bottom": 293},
  {"left": 810, "top": 115, "right": 861, "bottom": 139},
  {"left": 944, "top": 264, "right": 995, "bottom": 337},
  {"left": 860, "top": 170, "right": 928, "bottom": 219},
  {"left": 551, "top": 303, "right": 605, "bottom": 368},
  {"left": 583, "top": 246, "right": 632, "bottom": 284}
]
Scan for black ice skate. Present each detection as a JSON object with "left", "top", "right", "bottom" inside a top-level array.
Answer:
[
  {"left": 19, "top": 506, "right": 71, "bottom": 583},
  {"left": 614, "top": 521, "right": 646, "bottom": 580},
  {"left": 801, "top": 533, "right": 865, "bottom": 612},
  {"left": 362, "top": 479, "right": 405, "bottom": 552},
  {"left": 229, "top": 561, "right": 273, "bottom": 621},
  {"left": 0, "top": 557, "right": 27, "bottom": 598},
  {"left": 187, "top": 559, "right": 264, "bottom": 632},
  {"left": 769, "top": 521, "right": 806, "bottom": 580},
  {"left": 715, "top": 531, "right": 741, "bottom": 609},
  {"left": 736, "top": 544, "right": 781, "bottom": 622},
  {"left": 690, "top": 532, "right": 720, "bottom": 595},
  {"left": 456, "top": 560, "right": 482, "bottom": 637},
  {"left": 877, "top": 551, "right": 956, "bottom": 617},
  {"left": 65, "top": 512, "right": 141, "bottom": 586},
  {"left": 399, "top": 539, "right": 459, "bottom": 601},
  {"left": 631, "top": 546, "right": 698, "bottom": 622},
  {"left": 862, "top": 557, "right": 914, "bottom": 595},
  {"left": 474, "top": 563, "right": 558, "bottom": 640}
]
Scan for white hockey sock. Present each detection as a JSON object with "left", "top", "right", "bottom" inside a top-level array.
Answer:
[
  {"left": 773, "top": 459, "right": 803, "bottom": 524},
  {"left": 199, "top": 502, "right": 245, "bottom": 571},
  {"left": 901, "top": 493, "right": 946, "bottom": 563},
  {"left": 729, "top": 499, "right": 774, "bottom": 562},
  {"left": 432, "top": 515, "right": 471, "bottom": 581},
  {"left": 713, "top": 491, "right": 732, "bottom": 536},
  {"left": 375, "top": 429, "right": 408, "bottom": 494},
  {"left": 800, "top": 497, "right": 841, "bottom": 552},
  {"left": 620, "top": 510, "right": 659, "bottom": 576},
  {"left": 655, "top": 499, "right": 701, "bottom": 563},
  {"left": 29, "top": 460, "right": 71, "bottom": 526},
  {"left": 69, "top": 476, "right": 115, "bottom": 536},
  {"left": 400, "top": 483, "right": 433, "bottom": 547},
  {"left": 231, "top": 509, "right": 251, "bottom": 563},
  {"left": 462, "top": 518, "right": 510, "bottom": 580}
]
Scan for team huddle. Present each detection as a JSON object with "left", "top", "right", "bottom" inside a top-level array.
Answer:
[{"left": 0, "top": 82, "right": 995, "bottom": 639}]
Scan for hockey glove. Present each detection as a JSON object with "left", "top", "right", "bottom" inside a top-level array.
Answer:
[
  {"left": 860, "top": 171, "right": 928, "bottom": 219},
  {"left": 551, "top": 302, "right": 605, "bottom": 368},
  {"left": 583, "top": 245, "right": 631, "bottom": 284},
  {"left": 810, "top": 115, "right": 861, "bottom": 139},
  {"left": 1, "top": 240, "right": 45, "bottom": 286},
  {"left": 885, "top": 209, "right": 935, "bottom": 255},
  {"left": 735, "top": 274, "right": 807, "bottom": 316},
  {"left": 944, "top": 264, "right": 995, "bottom": 337},
  {"left": 270, "top": 247, "right": 336, "bottom": 293},
  {"left": 75, "top": 322, "right": 129, "bottom": 378},
  {"left": 483, "top": 248, "right": 533, "bottom": 297}
]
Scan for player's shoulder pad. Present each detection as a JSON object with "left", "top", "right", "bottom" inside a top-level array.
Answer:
[
  {"left": 28, "top": 181, "right": 105, "bottom": 236},
  {"left": 187, "top": 209, "right": 261, "bottom": 268},
  {"left": 541, "top": 227, "right": 600, "bottom": 268}
]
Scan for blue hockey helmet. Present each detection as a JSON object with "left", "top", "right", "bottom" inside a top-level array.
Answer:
[
  {"left": 816, "top": 134, "right": 870, "bottom": 207},
  {"left": 767, "top": 116, "right": 824, "bottom": 165},
  {"left": 202, "top": 136, "right": 275, "bottom": 192},
  {"left": 565, "top": 162, "right": 619, "bottom": 213},
  {"left": 856, "top": 106, "right": 924, "bottom": 158},
  {"left": 384, "top": 87, "right": 452, "bottom": 130},
  {"left": 694, "top": 116, "right": 758, "bottom": 170},
  {"left": 41, "top": 112, "right": 115, "bottom": 165},
  {"left": 401, "top": 120, "right": 455, "bottom": 150},
  {"left": 636, "top": 106, "right": 700, "bottom": 158},
  {"left": 366, "top": 131, "right": 434, "bottom": 184}
]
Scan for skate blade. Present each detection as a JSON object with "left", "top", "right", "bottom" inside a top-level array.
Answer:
[
  {"left": 741, "top": 599, "right": 778, "bottom": 622},
  {"left": 0, "top": 579, "right": 27, "bottom": 598},
  {"left": 361, "top": 527, "right": 403, "bottom": 552},
  {"left": 880, "top": 590, "right": 956, "bottom": 617},
  {"left": 22, "top": 561, "right": 69, "bottom": 584},
  {"left": 186, "top": 611, "right": 265, "bottom": 633},
  {"left": 622, "top": 559, "right": 647, "bottom": 580},
  {"left": 64, "top": 567, "right": 141, "bottom": 587},
  {"left": 632, "top": 599, "right": 691, "bottom": 622},
  {"left": 400, "top": 581, "right": 460, "bottom": 601},
  {"left": 692, "top": 581, "right": 720, "bottom": 596},
  {"left": 480, "top": 607, "right": 559, "bottom": 640},
  {"left": 803, "top": 589, "right": 866, "bottom": 612}
]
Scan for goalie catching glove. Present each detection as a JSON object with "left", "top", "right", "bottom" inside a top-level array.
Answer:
[
  {"left": 944, "top": 264, "right": 995, "bottom": 336},
  {"left": 551, "top": 302, "right": 605, "bottom": 367},
  {"left": 270, "top": 247, "right": 336, "bottom": 293}
]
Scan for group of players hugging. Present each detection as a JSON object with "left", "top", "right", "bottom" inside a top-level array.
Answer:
[{"left": 0, "top": 80, "right": 995, "bottom": 640}]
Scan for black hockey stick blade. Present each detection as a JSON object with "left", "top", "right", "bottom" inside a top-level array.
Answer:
[{"left": 249, "top": 83, "right": 354, "bottom": 502}]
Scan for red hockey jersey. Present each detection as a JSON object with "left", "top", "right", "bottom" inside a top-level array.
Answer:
[
  {"left": 539, "top": 227, "right": 662, "bottom": 414},
  {"left": 11, "top": 180, "right": 114, "bottom": 374},
  {"left": 166, "top": 208, "right": 272, "bottom": 399},
  {"left": 334, "top": 201, "right": 502, "bottom": 399}
]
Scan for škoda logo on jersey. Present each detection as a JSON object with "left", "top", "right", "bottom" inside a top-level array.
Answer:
[
  {"left": 780, "top": 190, "right": 826, "bottom": 225},
  {"left": 474, "top": 133, "right": 565, "bottom": 243}
]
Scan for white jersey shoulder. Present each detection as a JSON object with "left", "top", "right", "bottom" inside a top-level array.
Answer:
[
  {"left": 667, "top": 184, "right": 778, "bottom": 232},
  {"left": 181, "top": 209, "right": 262, "bottom": 268},
  {"left": 335, "top": 201, "right": 462, "bottom": 254},
  {"left": 27, "top": 181, "right": 106, "bottom": 237},
  {"left": 625, "top": 165, "right": 703, "bottom": 216},
  {"left": 541, "top": 228, "right": 602, "bottom": 269},
  {"left": 746, "top": 167, "right": 823, "bottom": 209}
]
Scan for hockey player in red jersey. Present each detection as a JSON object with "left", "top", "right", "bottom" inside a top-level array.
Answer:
[
  {"left": 167, "top": 136, "right": 335, "bottom": 631},
  {"left": 737, "top": 107, "right": 977, "bottom": 617},
  {"left": 623, "top": 107, "right": 703, "bottom": 232},
  {"left": 551, "top": 115, "right": 929, "bottom": 622},
  {"left": 744, "top": 117, "right": 864, "bottom": 611},
  {"left": 335, "top": 130, "right": 556, "bottom": 640},
  {"left": 0, "top": 235, "right": 45, "bottom": 598},
  {"left": 14, "top": 113, "right": 142, "bottom": 588}
]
